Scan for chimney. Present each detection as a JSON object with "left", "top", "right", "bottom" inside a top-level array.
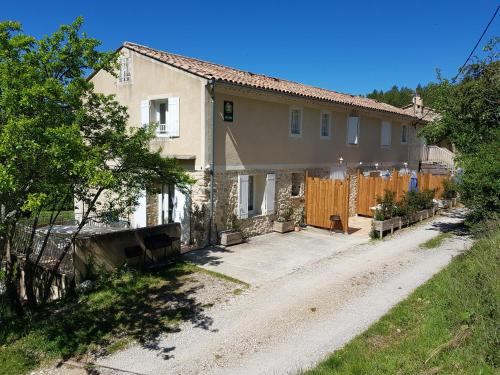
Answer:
[{"left": 412, "top": 94, "right": 424, "bottom": 116}]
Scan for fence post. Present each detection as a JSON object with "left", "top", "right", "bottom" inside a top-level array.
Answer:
[{"left": 344, "top": 175, "right": 350, "bottom": 234}]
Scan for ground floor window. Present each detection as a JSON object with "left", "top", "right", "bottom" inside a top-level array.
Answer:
[{"left": 291, "top": 173, "right": 302, "bottom": 196}]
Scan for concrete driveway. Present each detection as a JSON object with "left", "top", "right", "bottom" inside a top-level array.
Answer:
[{"left": 184, "top": 225, "right": 369, "bottom": 285}]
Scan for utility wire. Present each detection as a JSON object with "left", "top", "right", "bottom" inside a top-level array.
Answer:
[{"left": 452, "top": 4, "right": 499, "bottom": 82}]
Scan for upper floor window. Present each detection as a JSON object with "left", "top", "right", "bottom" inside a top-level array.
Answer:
[
  {"left": 381, "top": 121, "right": 392, "bottom": 147},
  {"left": 119, "top": 57, "right": 131, "bottom": 83},
  {"left": 320, "top": 111, "right": 331, "bottom": 139},
  {"left": 401, "top": 124, "right": 408, "bottom": 144},
  {"left": 347, "top": 116, "right": 360, "bottom": 145},
  {"left": 289, "top": 107, "right": 302, "bottom": 137}
]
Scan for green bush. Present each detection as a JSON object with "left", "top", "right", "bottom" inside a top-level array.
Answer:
[
  {"left": 374, "top": 190, "right": 397, "bottom": 221},
  {"left": 442, "top": 179, "right": 458, "bottom": 199}
]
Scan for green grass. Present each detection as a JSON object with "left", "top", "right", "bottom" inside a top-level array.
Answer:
[
  {"left": 305, "top": 228, "right": 499, "bottom": 375},
  {"left": 420, "top": 232, "right": 453, "bottom": 249},
  {"left": 0, "top": 261, "right": 241, "bottom": 375}
]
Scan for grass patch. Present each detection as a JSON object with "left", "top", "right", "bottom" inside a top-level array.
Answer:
[
  {"left": 182, "top": 261, "right": 250, "bottom": 288},
  {"left": 0, "top": 261, "right": 228, "bottom": 375},
  {"left": 305, "top": 228, "right": 499, "bottom": 375},
  {"left": 420, "top": 232, "right": 453, "bottom": 249}
]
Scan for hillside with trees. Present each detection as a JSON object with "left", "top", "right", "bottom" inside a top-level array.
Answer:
[{"left": 366, "top": 83, "right": 442, "bottom": 108}]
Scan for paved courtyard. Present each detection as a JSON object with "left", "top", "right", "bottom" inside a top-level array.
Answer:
[{"left": 184, "top": 218, "right": 371, "bottom": 285}]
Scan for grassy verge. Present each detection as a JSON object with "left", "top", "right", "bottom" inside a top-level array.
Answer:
[
  {"left": 0, "top": 261, "right": 242, "bottom": 375},
  {"left": 420, "top": 232, "right": 453, "bottom": 249},
  {"left": 306, "top": 228, "right": 499, "bottom": 374}
]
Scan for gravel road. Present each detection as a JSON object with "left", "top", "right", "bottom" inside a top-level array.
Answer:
[{"left": 94, "top": 210, "right": 471, "bottom": 375}]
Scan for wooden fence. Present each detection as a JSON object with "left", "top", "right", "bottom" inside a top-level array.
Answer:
[
  {"left": 305, "top": 176, "right": 350, "bottom": 233},
  {"left": 357, "top": 170, "right": 449, "bottom": 217}
]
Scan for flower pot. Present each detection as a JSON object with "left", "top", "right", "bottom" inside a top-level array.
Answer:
[
  {"left": 294, "top": 226, "right": 301, "bottom": 232},
  {"left": 273, "top": 221, "right": 294, "bottom": 233},
  {"left": 451, "top": 197, "right": 458, "bottom": 207},
  {"left": 220, "top": 231, "right": 243, "bottom": 246}
]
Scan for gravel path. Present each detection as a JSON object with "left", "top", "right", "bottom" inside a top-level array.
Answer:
[{"left": 94, "top": 210, "right": 471, "bottom": 375}]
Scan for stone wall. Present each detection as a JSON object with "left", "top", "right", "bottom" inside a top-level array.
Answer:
[
  {"left": 348, "top": 170, "right": 359, "bottom": 217},
  {"left": 213, "top": 168, "right": 312, "bottom": 239}
]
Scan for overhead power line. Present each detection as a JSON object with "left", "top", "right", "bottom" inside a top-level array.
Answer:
[{"left": 452, "top": 4, "right": 500, "bottom": 82}]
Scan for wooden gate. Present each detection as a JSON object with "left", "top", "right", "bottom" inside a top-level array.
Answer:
[
  {"left": 357, "top": 170, "right": 449, "bottom": 217},
  {"left": 305, "top": 176, "right": 350, "bottom": 233}
]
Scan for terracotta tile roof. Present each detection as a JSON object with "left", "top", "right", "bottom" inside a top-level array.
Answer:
[{"left": 124, "top": 42, "right": 416, "bottom": 119}]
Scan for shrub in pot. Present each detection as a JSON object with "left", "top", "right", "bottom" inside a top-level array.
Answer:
[
  {"left": 273, "top": 204, "right": 294, "bottom": 233},
  {"left": 220, "top": 213, "right": 243, "bottom": 246}
]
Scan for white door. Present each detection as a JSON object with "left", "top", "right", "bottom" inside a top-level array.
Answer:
[{"left": 173, "top": 187, "right": 190, "bottom": 244}]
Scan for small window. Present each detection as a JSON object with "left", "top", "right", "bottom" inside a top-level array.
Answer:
[
  {"left": 290, "top": 107, "right": 302, "bottom": 137},
  {"left": 381, "top": 121, "right": 391, "bottom": 147},
  {"left": 320, "top": 111, "right": 331, "bottom": 139},
  {"left": 156, "top": 100, "right": 168, "bottom": 134},
  {"left": 291, "top": 173, "right": 302, "bottom": 196},
  {"left": 118, "top": 57, "right": 131, "bottom": 83},
  {"left": 401, "top": 124, "right": 408, "bottom": 144}
]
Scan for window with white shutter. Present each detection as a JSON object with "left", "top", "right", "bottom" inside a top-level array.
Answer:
[
  {"left": 320, "top": 111, "right": 331, "bottom": 139},
  {"left": 149, "top": 97, "right": 180, "bottom": 137},
  {"left": 289, "top": 107, "right": 302, "bottom": 137},
  {"left": 381, "top": 121, "right": 391, "bottom": 147},
  {"left": 347, "top": 116, "right": 359, "bottom": 145}
]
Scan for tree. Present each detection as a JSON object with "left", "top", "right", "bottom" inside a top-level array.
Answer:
[
  {"left": 420, "top": 38, "right": 500, "bottom": 223},
  {"left": 0, "top": 18, "right": 193, "bottom": 314}
]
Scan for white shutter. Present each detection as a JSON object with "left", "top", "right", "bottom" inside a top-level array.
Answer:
[
  {"left": 237, "top": 175, "right": 249, "bottom": 219},
  {"left": 347, "top": 116, "right": 359, "bottom": 144},
  {"left": 381, "top": 121, "right": 391, "bottom": 146},
  {"left": 173, "top": 187, "right": 190, "bottom": 244},
  {"left": 167, "top": 97, "right": 180, "bottom": 137},
  {"left": 140, "top": 100, "right": 150, "bottom": 128},
  {"left": 264, "top": 173, "right": 276, "bottom": 214},
  {"left": 157, "top": 187, "right": 169, "bottom": 225},
  {"left": 133, "top": 189, "right": 147, "bottom": 228}
]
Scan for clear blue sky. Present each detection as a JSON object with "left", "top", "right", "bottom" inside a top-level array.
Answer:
[{"left": 2, "top": 0, "right": 499, "bottom": 95}]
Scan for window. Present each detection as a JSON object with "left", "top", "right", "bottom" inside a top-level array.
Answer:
[
  {"left": 142, "top": 97, "right": 180, "bottom": 137},
  {"left": 156, "top": 100, "right": 168, "bottom": 135},
  {"left": 401, "top": 124, "right": 408, "bottom": 144},
  {"left": 118, "top": 57, "right": 131, "bottom": 83},
  {"left": 320, "top": 111, "right": 331, "bottom": 139},
  {"left": 381, "top": 121, "right": 391, "bottom": 147},
  {"left": 290, "top": 107, "right": 302, "bottom": 137},
  {"left": 347, "top": 116, "right": 360, "bottom": 145},
  {"left": 291, "top": 173, "right": 302, "bottom": 196},
  {"left": 248, "top": 175, "right": 255, "bottom": 213},
  {"left": 237, "top": 174, "right": 275, "bottom": 218}
]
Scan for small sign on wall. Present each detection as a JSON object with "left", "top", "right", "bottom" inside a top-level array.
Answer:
[{"left": 224, "top": 101, "right": 233, "bottom": 122}]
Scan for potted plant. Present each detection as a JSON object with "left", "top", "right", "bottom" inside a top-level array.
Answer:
[
  {"left": 219, "top": 213, "right": 243, "bottom": 246},
  {"left": 441, "top": 179, "right": 458, "bottom": 208},
  {"left": 372, "top": 190, "right": 403, "bottom": 238},
  {"left": 273, "top": 204, "right": 294, "bottom": 233}
]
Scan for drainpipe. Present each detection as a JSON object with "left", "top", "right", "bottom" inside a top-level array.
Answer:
[{"left": 207, "top": 78, "right": 216, "bottom": 246}]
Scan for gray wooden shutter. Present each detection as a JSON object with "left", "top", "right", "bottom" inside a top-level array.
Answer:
[
  {"left": 381, "top": 121, "right": 391, "bottom": 146},
  {"left": 237, "top": 175, "right": 249, "bottom": 219},
  {"left": 140, "top": 100, "right": 150, "bottom": 128},
  {"left": 264, "top": 174, "right": 276, "bottom": 214},
  {"left": 167, "top": 97, "right": 180, "bottom": 137},
  {"left": 347, "top": 116, "right": 359, "bottom": 144}
]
